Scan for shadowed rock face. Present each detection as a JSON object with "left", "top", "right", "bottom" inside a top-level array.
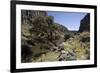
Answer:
[
  {"left": 21, "top": 10, "right": 47, "bottom": 25},
  {"left": 21, "top": 10, "right": 47, "bottom": 62},
  {"left": 79, "top": 13, "right": 90, "bottom": 32}
]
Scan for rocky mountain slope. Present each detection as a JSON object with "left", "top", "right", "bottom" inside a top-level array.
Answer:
[
  {"left": 21, "top": 10, "right": 90, "bottom": 63},
  {"left": 79, "top": 13, "right": 90, "bottom": 32}
]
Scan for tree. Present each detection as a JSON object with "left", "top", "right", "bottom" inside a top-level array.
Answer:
[
  {"left": 30, "top": 16, "right": 54, "bottom": 43},
  {"left": 45, "top": 16, "right": 54, "bottom": 41},
  {"left": 64, "top": 33, "right": 71, "bottom": 41}
]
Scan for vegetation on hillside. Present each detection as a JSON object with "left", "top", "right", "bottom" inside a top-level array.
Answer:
[{"left": 21, "top": 11, "right": 90, "bottom": 63}]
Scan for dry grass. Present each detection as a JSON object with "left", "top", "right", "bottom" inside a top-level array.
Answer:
[{"left": 64, "top": 32, "right": 90, "bottom": 60}]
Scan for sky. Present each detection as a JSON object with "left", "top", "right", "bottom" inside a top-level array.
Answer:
[{"left": 47, "top": 11, "right": 87, "bottom": 31}]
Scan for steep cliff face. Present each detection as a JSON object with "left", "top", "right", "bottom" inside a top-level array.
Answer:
[
  {"left": 79, "top": 13, "right": 90, "bottom": 32},
  {"left": 21, "top": 10, "right": 48, "bottom": 62},
  {"left": 21, "top": 10, "right": 47, "bottom": 25}
]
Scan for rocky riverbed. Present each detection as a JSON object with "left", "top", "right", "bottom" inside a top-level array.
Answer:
[{"left": 25, "top": 32, "right": 90, "bottom": 62}]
